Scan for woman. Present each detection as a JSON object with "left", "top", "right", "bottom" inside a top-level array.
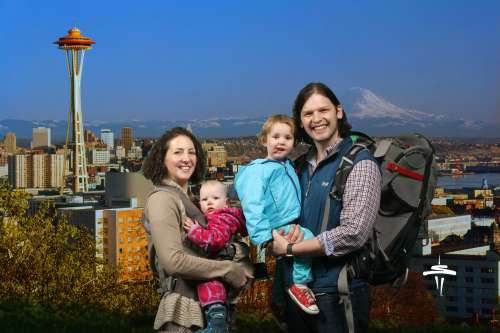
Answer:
[
  {"left": 271, "top": 83, "right": 381, "bottom": 333},
  {"left": 142, "top": 127, "right": 252, "bottom": 333}
]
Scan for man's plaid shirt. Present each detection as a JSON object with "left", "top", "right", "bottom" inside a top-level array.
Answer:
[{"left": 306, "top": 139, "right": 381, "bottom": 257}]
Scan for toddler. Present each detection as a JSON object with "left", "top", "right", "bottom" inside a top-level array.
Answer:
[
  {"left": 184, "top": 180, "right": 248, "bottom": 333},
  {"left": 235, "top": 115, "right": 319, "bottom": 315}
]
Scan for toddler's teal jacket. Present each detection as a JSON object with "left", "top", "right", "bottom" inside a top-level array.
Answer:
[{"left": 234, "top": 158, "right": 301, "bottom": 245}]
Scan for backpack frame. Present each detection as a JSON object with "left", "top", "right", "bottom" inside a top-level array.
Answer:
[{"left": 324, "top": 132, "right": 437, "bottom": 333}]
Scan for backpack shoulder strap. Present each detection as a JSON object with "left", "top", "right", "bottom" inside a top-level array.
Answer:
[
  {"left": 293, "top": 152, "right": 309, "bottom": 176},
  {"left": 320, "top": 141, "right": 373, "bottom": 233},
  {"left": 330, "top": 143, "right": 371, "bottom": 200},
  {"left": 143, "top": 186, "right": 201, "bottom": 297}
]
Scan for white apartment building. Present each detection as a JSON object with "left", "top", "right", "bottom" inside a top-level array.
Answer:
[
  {"left": 32, "top": 154, "right": 46, "bottom": 188},
  {"left": 8, "top": 153, "right": 65, "bottom": 189},
  {"left": 115, "top": 146, "right": 126, "bottom": 160},
  {"left": 8, "top": 154, "right": 29, "bottom": 188},
  {"left": 100, "top": 129, "right": 114, "bottom": 151},
  {"left": 127, "top": 145, "right": 142, "bottom": 160},
  {"left": 412, "top": 245, "right": 499, "bottom": 319},
  {"left": 427, "top": 215, "right": 472, "bottom": 242},
  {"left": 473, "top": 217, "right": 496, "bottom": 227},
  {"left": 48, "top": 154, "right": 65, "bottom": 188},
  {"left": 90, "top": 149, "right": 111, "bottom": 165}
]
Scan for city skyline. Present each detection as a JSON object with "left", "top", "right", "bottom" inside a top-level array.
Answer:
[{"left": 1, "top": 1, "right": 499, "bottom": 124}]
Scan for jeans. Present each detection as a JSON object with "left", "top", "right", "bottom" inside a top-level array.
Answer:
[{"left": 285, "top": 284, "right": 371, "bottom": 333}]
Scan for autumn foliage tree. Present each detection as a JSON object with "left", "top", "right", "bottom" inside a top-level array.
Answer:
[
  {"left": 370, "top": 270, "right": 439, "bottom": 327},
  {"left": 0, "top": 182, "right": 159, "bottom": 324}
]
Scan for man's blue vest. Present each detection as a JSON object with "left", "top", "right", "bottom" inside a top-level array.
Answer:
[{"left": 284, "top": 137, "right": 375, "bottom": 293}]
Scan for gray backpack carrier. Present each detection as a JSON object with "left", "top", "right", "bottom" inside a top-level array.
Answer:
[
  {"left": 142, "top": 185, "right": 208, "bottom": 296},
  {"left": 142, "top": 185, "right": 250, "bottom": 296},
  {"left": 327, "top": 132, "right": 437, "bottom": 333}
]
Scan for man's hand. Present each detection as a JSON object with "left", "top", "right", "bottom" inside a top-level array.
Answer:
[
  {"left": 284, "top": 224, "right": 304, "bottom": 243},
  {"left": 269, "top": 225, "right": 304, "bottom": 257},
  {"left": 270, "top": 229, "right": 289, "bottom": 256}
]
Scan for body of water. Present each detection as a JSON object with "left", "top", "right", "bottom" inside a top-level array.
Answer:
[{"left": 437, "top": 173, "right": 500, "bottom": 189}]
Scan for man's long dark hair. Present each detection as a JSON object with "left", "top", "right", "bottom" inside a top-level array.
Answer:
[{"left": 292, "top": 82, "right": 352, "bottom": 145}]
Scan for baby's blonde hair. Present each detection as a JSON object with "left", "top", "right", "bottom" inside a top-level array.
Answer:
[
  {"left": 200, "top": 180, "right": 227, "bottom": 196},
  {"left": 258, "top": 114, "right": 296, "bottom": 145}
]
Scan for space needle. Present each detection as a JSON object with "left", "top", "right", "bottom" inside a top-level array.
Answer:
[{"left": 54, "top": 28, "right": 95, "bottom": 193}]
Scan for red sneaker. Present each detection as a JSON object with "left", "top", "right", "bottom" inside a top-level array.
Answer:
[{"left": 287, "top": 284, "right": 319, "bottom": 315}]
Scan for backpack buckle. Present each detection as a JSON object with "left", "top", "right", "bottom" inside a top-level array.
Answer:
[
  {"left": 341, "top": 156, "right": 354, "bottom": 166},
  {"left": 330, "top": 190, "right": 341, "bottom": 201}
]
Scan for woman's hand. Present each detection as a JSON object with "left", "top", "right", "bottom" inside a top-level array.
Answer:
[{"left": 224, "top": 263, "right": 254, "bottom": 289}]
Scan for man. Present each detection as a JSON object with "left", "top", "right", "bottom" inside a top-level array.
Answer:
[{"left": 271, "top": 82, "right": 381, "bottom": 333}]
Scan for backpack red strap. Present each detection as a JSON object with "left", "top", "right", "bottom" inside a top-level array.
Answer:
[{"left": 386, "top": 162, "right": 424, "bottom": 181}]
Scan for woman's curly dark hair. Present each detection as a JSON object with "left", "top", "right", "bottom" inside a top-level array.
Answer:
[
  {"left": 292, "top": 82, "right": 352, "bottom": 144},
  {"left": 142, "top": 127, "right": 206, "bottom": 185}
]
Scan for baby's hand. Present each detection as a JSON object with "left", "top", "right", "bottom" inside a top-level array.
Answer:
[{"left": 183, "top": 217, "right": 198, "bottom": 232}]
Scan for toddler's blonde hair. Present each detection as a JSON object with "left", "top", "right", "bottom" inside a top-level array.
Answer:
[{"left": 258, "top": 114, "right": 296, "bottom": 145}]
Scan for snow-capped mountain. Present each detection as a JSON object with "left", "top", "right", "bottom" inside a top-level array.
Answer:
[
  {"left": 344, "top": 88, "right": 445, "bottom": 122},
  {"left": 1, "top": 88, "right": 497, "bottom": 143},
  {"left": 340, "top": 87, "right": 496, "bottom": 135}
]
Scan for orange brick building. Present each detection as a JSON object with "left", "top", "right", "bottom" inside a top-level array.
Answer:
[{"left": 103, "top": 208, "right": 151, "bottom": 282}]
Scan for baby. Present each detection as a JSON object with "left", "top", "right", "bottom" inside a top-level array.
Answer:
[
  {"left": 183, "top": 180, "right": 248, "bottom": 333},
  {"left": 235, "top": 114, "right": 319, "bottom": 315}
]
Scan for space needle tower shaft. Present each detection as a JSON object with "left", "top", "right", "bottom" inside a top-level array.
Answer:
[{"left": 55, "top": 28, "right": 95, "bottom": 193}]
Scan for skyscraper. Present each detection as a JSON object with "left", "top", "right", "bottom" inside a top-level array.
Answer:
[
  {"left": 100, "top": 129, "right": 114, "bottom": 150},
  {"left": 121, "top": 127, "right": 133, "bottom": 154},
  {"left": 32, "top": 127, "right": 51, "bottom": 148},
  {"left": 4, "top": 132, "right": 16, "bottom": 154}
]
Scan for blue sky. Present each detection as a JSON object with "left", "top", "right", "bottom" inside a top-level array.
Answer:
[{"left": 1, "top": 0, "right": 499, "bottom": 122}]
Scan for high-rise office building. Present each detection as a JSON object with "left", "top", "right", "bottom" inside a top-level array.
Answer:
[
  {"left": 121, "top": 127, "right": 133, "bottom": 154},
  {"left": 100, "top": 129, "right": 114, "bottom": 150},
  {"left": 4, "top": 132, "right": 16, "bottom": 154},
  {"left": 32, "top": 127, "right": 51, "bottom": 148}
]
